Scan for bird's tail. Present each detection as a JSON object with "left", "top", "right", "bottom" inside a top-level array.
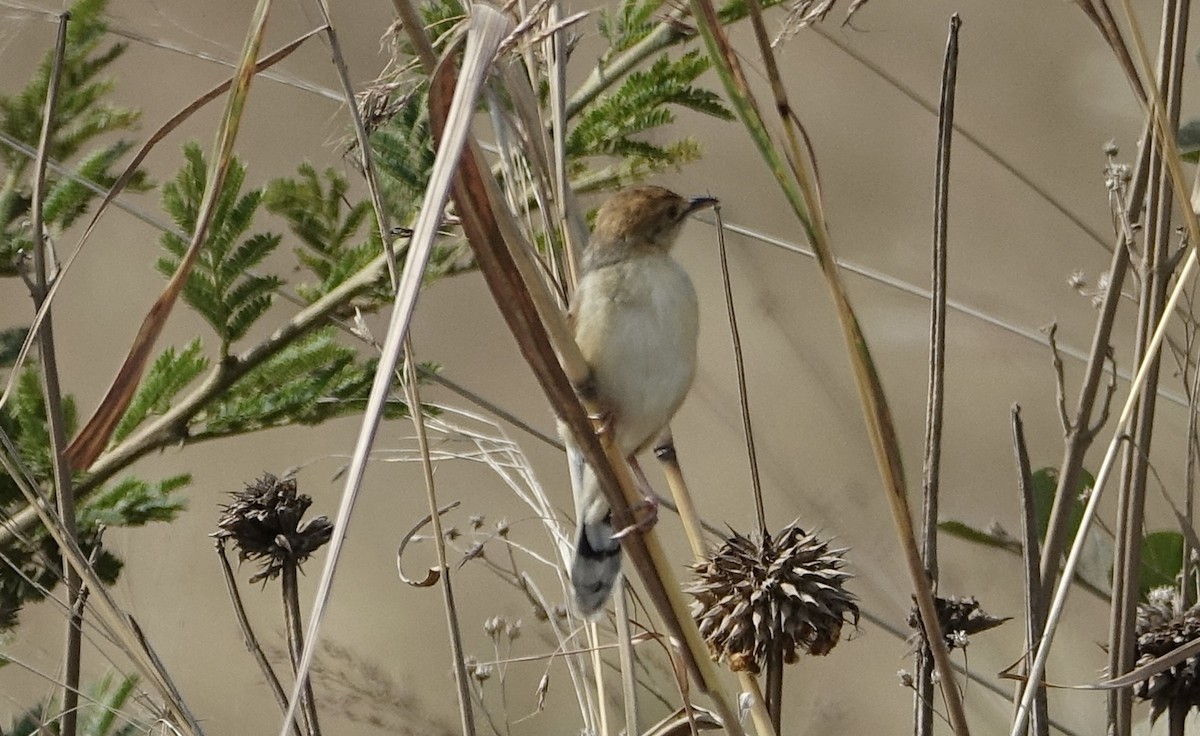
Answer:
[{"left": 565, "top": 440, "right": 622, "bottom": 616}]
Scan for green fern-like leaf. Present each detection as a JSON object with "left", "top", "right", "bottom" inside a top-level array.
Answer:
[
  {"left": 0, "top": 326, "right": 25, "bottom": 367},
  {"left": 0, "top": 367, "right": 77, "bottom": 501},
  {"left": 80, "top": 474, "right": 190, "bottom": 527},
  {"left": 0, "top": 357, "right": 186, "bottom": 630},
  {"left": 156, "top": 142, "right": 282, "bottom": 348},
  {"left": 597, "top": 0, "right": 662, "bottom": 56},
  {"left": 568, "top": 51, "right": 731, "bottom": 174},
  {"left": 112, "top": 339, "right": 208, "bottom": 443},
  {"left": 264, "top": 165, "right": 383, "bottom": 304},
  {"left": 41, "top": 141, "right": 150, "bottom": 230},
  {"left": 371, "top": 87, "right": 437, "bottom": 210},
  {"left": 196, "top": 328, "right": 412, "bottom": 436},
  {"left": 0, "top": 0, "right": 143, "bottom": 276}
]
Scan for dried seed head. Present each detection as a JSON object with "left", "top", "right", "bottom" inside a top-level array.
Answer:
[
  {"left": 483, "top": 616, "right": 504, "bottom": 639},
  {"left": 1134, "top": 586, "right": 1200, "bottom": 724},
  {"left": 907, "top": 595, "right": 1008, "bottom": 651},
  {"left": 506, "top": 619, "right": 522, "bottom": 641},
  {"left": 687, "top": 524, "right": 859, "bottom": 674},
  {"left": 212, "top": 473, "right": 333, "bottom": 584}
]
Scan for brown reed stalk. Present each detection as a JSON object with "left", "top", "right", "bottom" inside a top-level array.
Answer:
[
  {"left": 29, "top": 14, "right": 81, "bottom": 736},
  {"left": 1107, "top": 1, "right": 1188, "bottom": 732},
  {"left": 915, "top": 15, "right": 959, "bottom": 736}
]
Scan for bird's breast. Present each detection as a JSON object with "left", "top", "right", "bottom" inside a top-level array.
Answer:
[{"left": 571, "top": 254, "right": 699, "bottom": 454}]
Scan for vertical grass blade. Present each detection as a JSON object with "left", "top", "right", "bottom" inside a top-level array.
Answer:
[{"left": 276, "top": 7, "right": 513, "bottom": 735}]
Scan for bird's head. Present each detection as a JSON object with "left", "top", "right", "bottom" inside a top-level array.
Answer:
[{"left": 590, "top": 186, "right": 719, "bottom": 254}]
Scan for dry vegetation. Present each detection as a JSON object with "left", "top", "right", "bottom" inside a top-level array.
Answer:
[{"left": 3, "top": 0, "right": 1200, "bottom": 734}]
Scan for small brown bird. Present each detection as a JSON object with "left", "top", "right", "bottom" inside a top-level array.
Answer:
[{"left": 564, "top": 185, "right": 717, "bottom": 616}]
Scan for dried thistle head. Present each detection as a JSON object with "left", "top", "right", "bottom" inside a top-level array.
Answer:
[
  {"left": 213, "top": 473, "right": 333, "bottom": 584},
  {"left": 907, "top": 595, "right": 1008, "bottom": 652},
  {"left": 688, "top": 524, "right": 859, "bottom": 674},
  {"left": 1134, "top": 586, "right": 1200, "bottom": 723}
]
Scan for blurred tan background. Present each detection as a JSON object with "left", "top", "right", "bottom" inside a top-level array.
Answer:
[{"left": 0, "top": 0, "right": 1190, "bottom": 733}]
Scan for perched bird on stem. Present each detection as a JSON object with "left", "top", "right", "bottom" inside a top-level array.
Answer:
[{"left": 564, "top": 185, "right": 718, "bottom": 616}]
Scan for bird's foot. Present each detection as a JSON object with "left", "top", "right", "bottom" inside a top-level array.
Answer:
[
  {"left": 587, "top": 410, "right": 614, "bottom": 439},
  {"left": 611, "top": 495, "right": 659, "bottom": 540}
]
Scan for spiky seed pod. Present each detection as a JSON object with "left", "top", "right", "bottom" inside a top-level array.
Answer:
[
  {"left": 687, "top": 525, "right": 859, "bottom": 674},
  {"left": 1134, "top": 586, "right": 1200, "bottom": 724},
  {"left": 907, "top": 595, "right": 1009, "bottom": 651},
  {"left": 213, "top": 473, "right": 333, "bottom": 584}
]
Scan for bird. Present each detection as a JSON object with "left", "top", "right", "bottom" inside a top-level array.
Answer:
[{"left": 563, "top": 185, "right": 718, "bottom": 616}]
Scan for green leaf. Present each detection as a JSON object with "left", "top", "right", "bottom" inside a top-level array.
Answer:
[
  {"left": 597, "top": 0, "right": 661, "bottom": 54},
  {"left": 568, "top": 50, "right": 732, "bottom": 176},
  {"left": 112, "top": 339, "right": 209, "bottom": 443},
  {"left": 81, "top": 474, "right": 190, "bottom": 527},
  {"left": 1179, "top": 119, "right": 1200, "bottom": 163},
  {"left": 0, "top": 367, "right": 76, "bottom": 500},
  {"left": 1030, "top": 466, "right": 1093, "bottom": 548},
  {"left": 0, "top": 0, "right": 143, "bottom": 276},
  {"left": 157, "top": 142, "right": 281, "bottom": 347},
  {"left": 264, "top": 165, "right": 381, "bottom": 304},
  {"left": 937, "top": 520, "right": 1021, "bottom": 552},
  {"left": 1140, "top": 530, "right": 1184, "bottom": 600},
  {"left": 196, "top": 328, "right": 414, "bottom": 436},
  {"left": 0, "top": 326, "right": 26, "bottom": 367}
]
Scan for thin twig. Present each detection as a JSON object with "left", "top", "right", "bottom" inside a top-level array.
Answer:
[
  {"left": 403, "top": 340, "right": 478, "bottom": 736},
  {"left": 713, "top": 205, "right": 765, "bottom": 532},
  {"left": 312, "top": 6, "right": 398, "bottom": 284},
  {"left": 653, "top": 442, "right": 778, "bottom": 736},
  {"left": 615, "top": 583, "right": 639, "bottom": 736},
  {"left": 281, "top": 560, "right": 321, "bottom": 736},
  {"left": 29, "top": 15, "right": 81, "bottom": 736},
  {"left": 420, "top": 367, "right": 563, "bottom": 450},
  {"left": 916, "top": 18, "right": 958, "bottom": 736},
  {"left": 1012, "top": 406, "right": 1049, "bottom": 736},
  {"left": 1038, "top": 137, "right": 1147, "bottom": 611},
  {"left": 1184, "top": 349, "right": 1200, "bottom": 609},
  {"left": 1107, "top": 1, "right": 1188, "bottom": 731},
  {"left": 1046, "top": 324, "right": 1072, "bottom": 433},
  {"left": 215, "top": 541, "right": 302, "bottom": 736}
]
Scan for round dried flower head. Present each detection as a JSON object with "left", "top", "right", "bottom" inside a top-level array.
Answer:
[
  {"left": 1134, "top": 586, "right": 1200, "bottom": 724},
  {"left": 213, "top": 473, "right": 333, "bottom": 584},
  {"left": 687, "top": 524, "right": 858, "bottom": 674}
]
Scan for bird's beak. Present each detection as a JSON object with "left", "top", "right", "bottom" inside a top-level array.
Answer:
[{"left": 684, "top": 195, "right": 719, "bottom": 216}]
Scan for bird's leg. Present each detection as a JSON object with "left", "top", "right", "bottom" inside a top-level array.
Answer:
[{"left": 611, "top": 456, "right": 659, "bottom": 540}]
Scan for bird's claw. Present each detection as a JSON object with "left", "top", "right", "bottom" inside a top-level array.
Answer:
[
  {"left": 611, "top": 496, "right": 659, "bottom": 540},
  {"left": 588, "top": 411, "right": 614, "bottom": 438}
]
